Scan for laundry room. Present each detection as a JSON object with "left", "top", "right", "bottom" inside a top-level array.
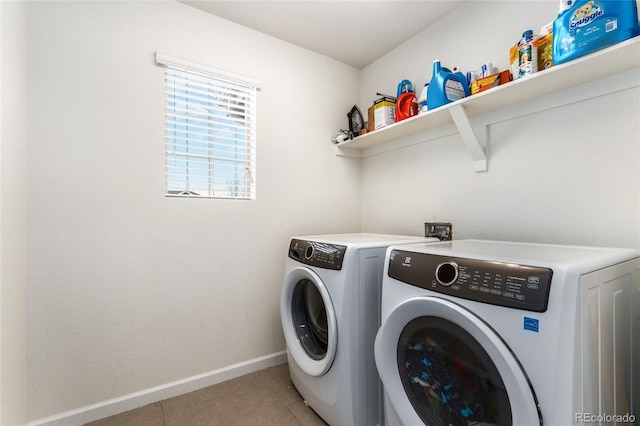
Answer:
[{"left": 1, "top": 1, "right": 638, "bottom": 425}]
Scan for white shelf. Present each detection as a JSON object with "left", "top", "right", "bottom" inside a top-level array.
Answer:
[{"left": 336, "top": 36, "right": 640, "bottom": 171}]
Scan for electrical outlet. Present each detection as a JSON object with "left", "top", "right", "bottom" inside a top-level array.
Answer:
[{"left": 425, "top": 222, "right": 453, "bottom": 241}]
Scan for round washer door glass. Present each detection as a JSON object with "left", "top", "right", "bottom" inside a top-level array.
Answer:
[
  {"left": 398, "top": 316, "right": 511, "bottom": 426},
  {"left": 292, "top": 278, "right": 329, "bottom": 360},
  {"left": 281, "top": 266, "right": 337, "bottom": 377}
]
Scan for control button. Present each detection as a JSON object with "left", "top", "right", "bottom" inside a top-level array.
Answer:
[
  {"left": 469, "top": 285, "right": 479, "bottom": 291},
  {"left": 516, "top": 294, "right": 526, "bottom": 300},
  {"left": 490, "top": 289, "right": 502, "bottom": 295},
  {"left": 435, "top": 262, "right": 458, "bottom": 286},
  {"left": 451, "top": 285, "right": 460, "bottom": 291},
  {"left": 503, "top": 292, "right": 515, "bottom": 298},
  {"left": 528, "top": 276, "right": 540, "bottom": 284},
  {"left": 480, "top": 287, "right": 490, "bottom": 293},
  {"left": 304, "top": 245, "right": 314, "bottom": 260},
  {"left": 527, "top": 283, "right": 539, "bottom": 289}
]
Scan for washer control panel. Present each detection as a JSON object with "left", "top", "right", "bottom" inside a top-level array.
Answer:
[
  {"left": 388, "top": 249, "right": 553, "bottom": 312},
  {"left": 288, "top": 239, "right": 346, "bottom": 270}
]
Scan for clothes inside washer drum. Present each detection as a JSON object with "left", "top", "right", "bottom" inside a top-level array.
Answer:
[{"left": 397, "top": 316, "right": 512, "bottom": 426}]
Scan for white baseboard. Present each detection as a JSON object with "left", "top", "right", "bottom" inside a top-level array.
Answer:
[{"left": 27, "top": 350, "right": 288, "bottom": 426}]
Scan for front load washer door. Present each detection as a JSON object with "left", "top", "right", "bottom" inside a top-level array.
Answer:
[
  {"left": 375, "top": 296, "right": 541, "bottom": 425},
  {"left": 281, "top": 266, "right": 337, "bottom": 376}
]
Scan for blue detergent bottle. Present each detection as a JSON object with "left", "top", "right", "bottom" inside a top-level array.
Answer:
[
  {"left": 553, "top": 0, "right": 639, "bottom": 65},
  {"left": 427, "top": 60, "right": 470, "bottom": 110}
]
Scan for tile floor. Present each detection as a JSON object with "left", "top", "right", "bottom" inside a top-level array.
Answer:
[{"left": 85, "top": 363, "right": 327, "bottom": 426}]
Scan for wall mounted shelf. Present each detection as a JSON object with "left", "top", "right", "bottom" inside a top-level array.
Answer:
[{"left": 336, "top": 36, "right": 640, "bottom": 172}]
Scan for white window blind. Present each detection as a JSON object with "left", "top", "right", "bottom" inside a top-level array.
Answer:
[{"left": 156, "top": 53, "right": 259, "bottom": 199}]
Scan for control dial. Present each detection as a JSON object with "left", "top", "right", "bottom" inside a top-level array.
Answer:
[
  {"left": 435, "top": 261, "right": 458, "bottom": 286},
  {"left": 304, "top": 245, "right": 314, "bottom": 260}
]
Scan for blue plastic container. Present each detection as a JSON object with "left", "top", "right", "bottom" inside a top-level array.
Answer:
[
  {"left": 396, "top": 79, "right": 414, "bottom": 97},
  {"left": 553, "top": 0, "right": 639, "bottom": 65},
  {"left": 427, "top": 60, "right": 470, "bottom": 110}
]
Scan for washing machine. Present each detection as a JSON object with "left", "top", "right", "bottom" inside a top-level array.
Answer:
[
  {"left": 375, "top": 239, "right": 640, "bottom": 426},
  {"left": 281, "top": 233, "right": 439, "bottom": 426}
]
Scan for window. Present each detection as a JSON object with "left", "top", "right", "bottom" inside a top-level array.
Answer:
[{"left": 156, "top": 53, "right": 260, "bottom": 199}]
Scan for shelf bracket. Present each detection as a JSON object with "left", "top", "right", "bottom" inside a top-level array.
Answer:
[
  {"left": 448, "top": 104, "right": 487, "bottom": 172},
  {"left": 335, "top": 146, "right": 362, "bottom": 158}
]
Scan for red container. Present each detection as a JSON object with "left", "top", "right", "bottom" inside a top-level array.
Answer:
[{"left": 395, "top": 92, "right": 419, "bottom": 122}]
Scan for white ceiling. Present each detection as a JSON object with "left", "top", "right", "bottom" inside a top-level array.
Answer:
[{"left": 179, "top": 1, "right": 465, "bottom": 69}]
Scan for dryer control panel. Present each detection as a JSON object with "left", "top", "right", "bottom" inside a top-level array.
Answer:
[
  {"left": 288, "top": 239, "right": 346, "bottom": 270},
  {"left": 388, "top": 250, "right": 553, "bottom": 312}
]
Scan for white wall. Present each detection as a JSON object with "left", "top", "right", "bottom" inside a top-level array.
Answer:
[
  {"left": 359, "top": 1, "right": 640, "bottom": 249},
  {"left": 0, "top": 1, "right": 27, "bottom": 424},
  {"left": 20, "top": 0, "right": 640, "bottom": 422},
  {"left": 25, "top": 1, "right": 360, "bottom": 421}
]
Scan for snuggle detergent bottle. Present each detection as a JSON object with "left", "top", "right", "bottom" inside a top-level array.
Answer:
[
  {"left": 553, "top": 0, "right": 639, "bottom": 65},
  {"left": 426, "top": 60, "right": 470, "bottom": 110}
]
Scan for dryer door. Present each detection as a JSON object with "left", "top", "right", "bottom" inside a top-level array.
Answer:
[
  {"left": 281, "top": 266, "right": 337, "bottom": 377},
  {"left": 375, "top": 296, "right": 541, "bottom": 425}
]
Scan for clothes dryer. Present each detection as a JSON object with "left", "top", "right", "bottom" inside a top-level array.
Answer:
[
  {"left": 281, "top": 233, "right": 438, "bottom": 426},
  {"left": 375, "top": 240, "right": 640, "bottom": 426}
]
